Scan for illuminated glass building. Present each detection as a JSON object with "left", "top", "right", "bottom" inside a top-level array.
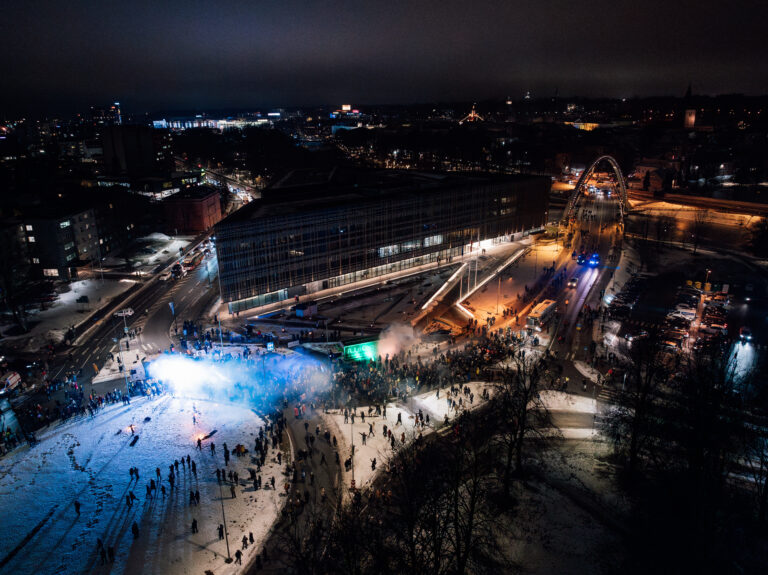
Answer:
[{"left": 216, "top": 168, "right": 549, "bottom": 312}]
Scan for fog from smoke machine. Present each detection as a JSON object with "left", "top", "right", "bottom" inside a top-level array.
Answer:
[
  {"left": 147, "top": 352, "right": 331, "bottom": 407},
  {"left": 378, "top": 324, "right": 419, "bottom": 358}
]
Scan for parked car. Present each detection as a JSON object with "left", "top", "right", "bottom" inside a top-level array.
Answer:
[
  {"left": 669, "top": 308, "right": 696, "bottom": 320},
  {"left": 624, "top": 329, "right": 649, "bottom": 343},
  {"left": 665, "top": 316, "right": 691, "bottom": 331}
]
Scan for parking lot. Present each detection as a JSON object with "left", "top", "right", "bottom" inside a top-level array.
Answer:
[{"left": 603, "top": 242, "right": 766, "bottom": 384}]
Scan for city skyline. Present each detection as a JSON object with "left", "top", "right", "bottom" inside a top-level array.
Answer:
[{"left": 2, "top": 0, "right": 767, "bottom": 116}]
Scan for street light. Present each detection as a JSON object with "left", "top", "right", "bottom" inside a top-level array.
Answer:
[
  {"left": 217, "top": 479, "right": 233, "bottom": 563},
  {"left": 112, "top": 338, "right": 130, "bottom": 395},
  {"left": 113, "top": 308, "right": 134, "bottom": 395}
]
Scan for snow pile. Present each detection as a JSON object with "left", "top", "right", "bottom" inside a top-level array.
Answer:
[
  {"left": 0, "top": 396, "right": 284, "bottom": 575},
  {"left": 139, "top": 233, "right": 172, "bottom": 242}
]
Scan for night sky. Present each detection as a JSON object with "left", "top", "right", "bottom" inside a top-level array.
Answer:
[{"left": 1, "top": 0, "right": 765, "bottom": 115}]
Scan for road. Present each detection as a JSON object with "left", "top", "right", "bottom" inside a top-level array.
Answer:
[
  {"left": 550, "top": 193, "right": 621, "bottom": 361},
  {"left": 42, "top": 250, "right": 219, "bottom": 402}
]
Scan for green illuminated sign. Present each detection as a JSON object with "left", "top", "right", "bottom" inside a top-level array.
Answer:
[{"left": 344, "top": 341, "right": 378, "bottom": 362}]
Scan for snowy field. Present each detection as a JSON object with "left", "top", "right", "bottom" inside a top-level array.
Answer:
[
  {"left": 0, "top": 395, "right": 284, "bottom": 575},
  {"left": 1, "top": 279, "right": 136, "bottom": 351},
  {"left": 102, "top": 234, "right": 194, "bottom": 271}
]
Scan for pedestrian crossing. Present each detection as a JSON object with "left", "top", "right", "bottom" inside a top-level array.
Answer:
[{"left": 597, "top": 385, "right": 620, "bottom": 404}]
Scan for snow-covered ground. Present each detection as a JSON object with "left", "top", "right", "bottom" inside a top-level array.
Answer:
[
  {"left": 102, "top": 234, "right": 193, "bottom": 271},
  {"left": 323, "top": 382, "right": 493, "bottom": 493},
  {"left": 136, "top": 234, "right": 194, "bottom": 270},
  {"left": 0, "top": 395, "right": 284, "bottom": 575},
  {"left": 323, "top": 383, "right": 601, "bottom": 496},
  {"left": 92, "top": 355, "right": 149, "bottom": 386},
  {"left": 536, "top": 389, "right": 596, "bottom": 413},
  {"left": 2, "top": 279, "right": 136, "bottom": 351}
]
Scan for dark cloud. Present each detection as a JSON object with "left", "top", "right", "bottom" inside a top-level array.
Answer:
[{"left": 1, "top": 0, "right": 766, "bottom": 115}]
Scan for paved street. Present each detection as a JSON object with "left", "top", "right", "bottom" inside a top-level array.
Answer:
[{"left": 22, "top": 249, "right": 218, "bottom": 410}]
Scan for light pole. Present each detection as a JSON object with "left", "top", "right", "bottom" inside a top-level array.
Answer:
[
  {"left": 350, "top": 406, "right": 355, "bottom": 490},
  {"left": 217, "top": 479, "right": 232, "bottom": 563},
  {"left": 112, "top": 338, "right": 130, "bottom": 395},
  {"left": 113, "top": 308, "right": 134, "bottom": 395},
  {"left": 496, "top": 275, "right": 501, "bottom": 315}
]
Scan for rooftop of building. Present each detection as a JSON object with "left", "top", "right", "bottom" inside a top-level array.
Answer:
[
  {"left": 162, "top": 185, "right": 219, "bottom": 202},
  {"left": 220, "top": 167, "right": 542, "bottom": 224}
]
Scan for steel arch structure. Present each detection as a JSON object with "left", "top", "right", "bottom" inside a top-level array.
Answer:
[{"left": 563, "top": 155, "right": 628, "bottom": 223}]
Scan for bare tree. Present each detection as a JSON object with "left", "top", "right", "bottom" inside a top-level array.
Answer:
[
  {"left": 674, "top": 344, "right": 753, "bottom": 499},
  {"left": 325, "top": 412, "right": 510, "bottom": 575},
  {"left": 601, "top": 330, "right": 668, "bottom": 478},
  {"left": 274, "top": 491, "right": 333, "bottom": 575},
  {"left": 691, "top": 208, "right": 710, "bottom": 255},
  {"left": 743, "top": 429, "right": 768, "bottom": 524},
  {"left": 491, "top": 350, "right": 555, "bottom": 495}
]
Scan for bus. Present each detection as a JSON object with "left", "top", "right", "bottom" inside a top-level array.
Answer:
[
  {"left": 183, "top": 251, "right": 204, "bottom": 271},
  {"left": 526, "top": 299, "right": 557, "bottom": 331}
]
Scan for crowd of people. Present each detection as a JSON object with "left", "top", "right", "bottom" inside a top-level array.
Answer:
[
  {"left": 327, "top": 331, "right": 519, "bottom": 408},
  {"left": 15, "top": 376, "right": 165, "bottom": 437},
  {"left": 88, "top": 409, "right": 286, "bottom": 570},
  {"left": 0, "top": 426, "right": 21, "bottom": 455}
]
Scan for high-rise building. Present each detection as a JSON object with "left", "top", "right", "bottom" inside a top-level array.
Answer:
[
  {"left": 90, "top": 102, "right": 122, "bottom": 127},
  {"left": 216, "top": 168, "right": 549, "bottom": 312},
  {"left": 101, "top": 125, "right": 173, "bottom": 177},
  {"left": 23, "top": 208, "right": 98, "bottom": 280}
]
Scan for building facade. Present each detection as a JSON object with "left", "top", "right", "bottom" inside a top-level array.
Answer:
[
  {"left": 23, "top": 209, "right": 99, "bottom": 280},
  {"left": 163, "top": 186, "right": 222, "bottom": 233},
  {"left": 216, "top": 169, "right": 549, "bottom": 312}
]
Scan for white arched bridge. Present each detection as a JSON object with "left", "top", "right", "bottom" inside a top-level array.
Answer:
[{"left": 562, "top": 155, "right": 629, "bottom": 223}]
